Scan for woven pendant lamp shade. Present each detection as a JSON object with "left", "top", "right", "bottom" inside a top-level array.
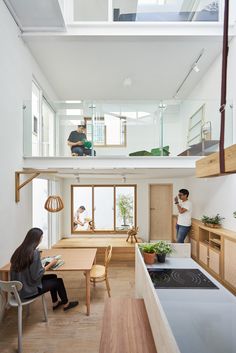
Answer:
[{"left": 44, "top": 196, "right": 64, "bottom": 212}]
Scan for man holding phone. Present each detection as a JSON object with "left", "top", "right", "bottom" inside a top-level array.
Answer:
[{"left": 174, "top": 189, "right": 192, "bottom": 243}]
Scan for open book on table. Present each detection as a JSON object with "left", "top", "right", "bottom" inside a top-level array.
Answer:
[{"left": 41, "top": 254, "right": 65, "bottom": 270}]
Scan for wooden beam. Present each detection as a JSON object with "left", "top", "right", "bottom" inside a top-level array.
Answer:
[{"left": 196, "top": 144, "right": 236, "bottom": 178}]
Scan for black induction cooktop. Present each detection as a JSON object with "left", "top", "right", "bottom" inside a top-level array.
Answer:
[{"left": 148, "top": 268, "right": 219, "bottom": 289}]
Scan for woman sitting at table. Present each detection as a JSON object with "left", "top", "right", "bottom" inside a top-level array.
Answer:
[{"left": 10, "top": 228, "right": 78, "bottom": 311}]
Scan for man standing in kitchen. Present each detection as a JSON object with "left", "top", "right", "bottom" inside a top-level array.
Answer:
[{"left": 174, "top": 189, "right": 192, "bottom": 243}]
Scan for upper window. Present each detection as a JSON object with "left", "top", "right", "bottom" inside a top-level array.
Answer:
[{"left": 85, "top": 115, "right": 126, "bottom": 147}]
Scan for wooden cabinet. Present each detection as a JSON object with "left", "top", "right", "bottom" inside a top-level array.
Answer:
[
  {"left": 223, "top": 237, "right": 236, "bottom": 290},
  {"left": 190, "top": 238, "right": 197, "bottom": 258},
  {"left": 199, "top": 242, "right": 208, "bottom": 266},
  {"left": 189, "top": 219, "right": 236, "bottom": 294},
  {"left": 209, "top": 248, "right": 220, "bottom": 275}
]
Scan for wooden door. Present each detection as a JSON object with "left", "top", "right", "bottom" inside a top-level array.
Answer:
[{"left": 149, "top": 184, "right": 173, "bottom": 241}]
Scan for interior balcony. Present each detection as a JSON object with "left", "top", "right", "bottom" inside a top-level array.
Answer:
[{"left": 22, "top": 98, "right": 233, "bottom": 173}]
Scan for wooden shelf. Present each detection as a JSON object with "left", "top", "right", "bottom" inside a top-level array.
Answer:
[
  {"left": 210, "top": 238, "right": 221, "bottom": 245},
  {"left": 196, "top": 144, "right": 236, "bottom": 178}
]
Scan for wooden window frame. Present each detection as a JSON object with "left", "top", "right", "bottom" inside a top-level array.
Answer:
[
  {"left": 71, "top": 184, "right": 137, "bottom": 234},
  {"left": 84, "top": 117, "right": 127, "bottom": 147}
]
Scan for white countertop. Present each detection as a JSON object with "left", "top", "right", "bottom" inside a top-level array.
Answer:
[{"left": 147, "top": 258, "right": 236, "bottom": 353}]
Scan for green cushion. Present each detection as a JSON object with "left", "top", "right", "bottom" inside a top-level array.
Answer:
[
  {"left": 129, "top": 150, "right": 152, "bottom": 156},
  {"left": 151, "top": 146, "right": 170, "bottom": 156}
]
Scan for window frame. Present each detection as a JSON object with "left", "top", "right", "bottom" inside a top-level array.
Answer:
[
  {"left": 84, "top": 116, "right": 127, "bottom": 147},
  {"left": 71, "top": 184, "right": 137, "bottom": 234}
]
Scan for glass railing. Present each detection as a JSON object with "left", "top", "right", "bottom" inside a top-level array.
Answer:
[
  {"left": 23, "top": 99, "right": 233, "bottom": 158},
  {"left": 68, "top": 0, "right": 222, "bottom": 23},
  {"left": 113, "top": 0, "right": 220, "bottom": 22}
]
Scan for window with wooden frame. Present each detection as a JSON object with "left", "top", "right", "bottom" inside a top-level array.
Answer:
[
  {"left": 85, "top": 114, "right": 126, "bottom": 147},
  {"left": 71, "top": 185, "right": 137, "bottom": 234}
]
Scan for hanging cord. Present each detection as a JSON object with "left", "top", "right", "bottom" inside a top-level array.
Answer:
[{"left": 219, "top": 0, "right": 229, "bottom": 174}]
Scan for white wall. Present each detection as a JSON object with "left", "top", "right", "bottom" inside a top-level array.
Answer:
[
  {"left": 184, "top": 175, "right": 236, "bottom": 231},
  {"left": 61, "top": 177, "right": 185, "bottom": 241},
  {"left": 180, "top": 36, "right": 235, "bottom": 149},
  {"left": 181, "top": 36, "right": 236, "bottom": 232},
  {"left": 0, "top": 0, "right": 58, "bottom": 268}
]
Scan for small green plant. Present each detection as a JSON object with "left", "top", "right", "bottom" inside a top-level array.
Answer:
[
  {"left": 201, "top": 214, "right": 225, "bottom": 225},
  {"left": 139, "top": 243, "right": 156, "bottom": 254},
  {"left": 117, "top": 194, "right": 133, "bottom": 226},
  {"left": 154, "top": 241, "right": 173, "bottom": 255},
  {"left": 233, "top": 211, "right": 236, "bottom": 219}
]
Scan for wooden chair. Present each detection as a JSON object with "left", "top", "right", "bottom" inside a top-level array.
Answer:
[
  {"left": 126, "top": 226, "right": 139, "bottom": 243},
  {"left": 0, "top": 280, "right": 48, "bottom": 353},
  {"left": 90, "top": 245, "right": 112, "bottom": 297}
]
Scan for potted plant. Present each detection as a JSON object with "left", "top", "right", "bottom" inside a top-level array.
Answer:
[
  {"left": 233, "top": 211, "right": 236, "bottom": 219},
  {"left": 139, "top": 243, "right": 157, "bottom": 264},
  {"left": 117, "top": 194, "right": 133, "bottom": 229},
  {"left": 154, "top": 241, "right": 173, "bottom": 263},
  {"left": 201, "top": 214, "right": 225, "bottom": 228}
]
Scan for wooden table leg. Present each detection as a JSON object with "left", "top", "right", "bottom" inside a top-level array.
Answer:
[{"left": 85, "top": 270, "right": 90, "bottom": 316}]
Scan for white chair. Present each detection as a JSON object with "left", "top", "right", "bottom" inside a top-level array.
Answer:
[{"left": 0, "top": 280, "right": 48, "bottom": 353}]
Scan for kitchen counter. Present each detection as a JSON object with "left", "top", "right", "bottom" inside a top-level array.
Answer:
[{"left": 135, "top": 247, "right": 236, "bottom": 353}]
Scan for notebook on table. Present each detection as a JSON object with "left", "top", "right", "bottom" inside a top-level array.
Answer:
[{"left": 41, "top": 255, "right": 65, "bottom": 270}]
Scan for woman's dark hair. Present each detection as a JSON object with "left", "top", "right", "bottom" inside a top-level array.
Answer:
[
  {"left": 79, "top": 206, "right": 85, "bottom": 211},
  {"left": 10, "top": 228, "right": 43, "bottom": 272},
  {"left": 179, "top": 189, "right": 189, "bottom": 197}
]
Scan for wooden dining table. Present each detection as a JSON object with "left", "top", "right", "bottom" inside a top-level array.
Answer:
[{"left": 0, "top": 248, "right": 97, "bottom": 316}]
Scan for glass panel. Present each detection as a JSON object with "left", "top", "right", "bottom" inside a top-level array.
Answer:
[
  {"left": 73, "top": 0, "right": 108, "bottom": 21},
  {"left": 32, "top": 82, "right": 40, "bottom": 156},
  {"left": 113, "top": 0, "right": 219, "bottom": 22},
  {"left": 116, "top": 186, "right": 135, "bottom": 231},
  {"left": 32, "top": 179, "right": 49, "bottom": 249},
  {"left": 73, "top": 186, "right": 93, "bottom": 232},
  {"left": 42, "top": 99, "right": 55, "bottom": 156},
  {"left": 94, "top": 187, "right": 114, "bottom": 230}
]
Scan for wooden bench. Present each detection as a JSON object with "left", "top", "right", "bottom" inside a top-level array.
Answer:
[{"left": 99, "top": 298, "right": 157, "bottom": 353}]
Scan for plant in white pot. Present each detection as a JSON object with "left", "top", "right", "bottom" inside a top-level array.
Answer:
[{"left": 154, "top": 241, "right": 173, "bottom": 263}]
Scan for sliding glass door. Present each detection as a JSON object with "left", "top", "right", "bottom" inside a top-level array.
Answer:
[
  {"left": 94, "top": 187, "right": 114, "bottom": 231},
  {"left": 71, "top": 185, "right": 136, "bottom": 234}
]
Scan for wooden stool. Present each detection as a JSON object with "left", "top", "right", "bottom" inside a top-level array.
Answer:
[{"left": 126, "top": 226, "right": 139, "bottom": 243}]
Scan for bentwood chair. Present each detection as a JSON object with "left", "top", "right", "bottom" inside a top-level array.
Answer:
[
  {"left": 0, "top": 280, "right": 48, "bottom": 353},
  {"left": 90, "top": 245, "right": 112, "bottom": 297}
]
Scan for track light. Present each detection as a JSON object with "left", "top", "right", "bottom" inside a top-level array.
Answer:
[
  {"left": 122, "top": 175, "right": 126, "bottom": 183},
  {"left": 173, "top": 49, "right": 204, "bottom": 98},
  {"left": 193, "top": 63, "right": 200, "bottom": 73},
  {"left": 75, "top": 175, "right": 80, "bottom": 183}
]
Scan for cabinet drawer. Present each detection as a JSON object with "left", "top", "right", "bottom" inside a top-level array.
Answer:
[
  {"left": 209, "top": 248, "right": 220, "bottom": 275},
  {"left": 199, "top": 242, "right": 208, "bottom": 265},
  {"left": 190, "top": 238, "right": 197, "bottom": 258},
  {"left": 224, "top": 238, "right": 236, "bottom": 288}
]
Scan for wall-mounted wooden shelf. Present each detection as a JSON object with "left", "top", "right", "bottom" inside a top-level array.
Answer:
[{"left": 195, "top": 144, "right": 236, "bottom": 178}]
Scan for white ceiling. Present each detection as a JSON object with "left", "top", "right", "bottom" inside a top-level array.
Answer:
[
  {"left": 24, "top": 36, "right": 222, "bottom": 100},
  {"left": 55, "top": 167, "right": 195, "bottom": 179}
]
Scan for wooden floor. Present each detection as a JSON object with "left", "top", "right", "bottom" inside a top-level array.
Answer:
[
  {"left": 0, "top": 263, "right": 135, "bottom": 353},
  {"left": 53, "top": 237, "right": 142, "bottom": 262}
]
